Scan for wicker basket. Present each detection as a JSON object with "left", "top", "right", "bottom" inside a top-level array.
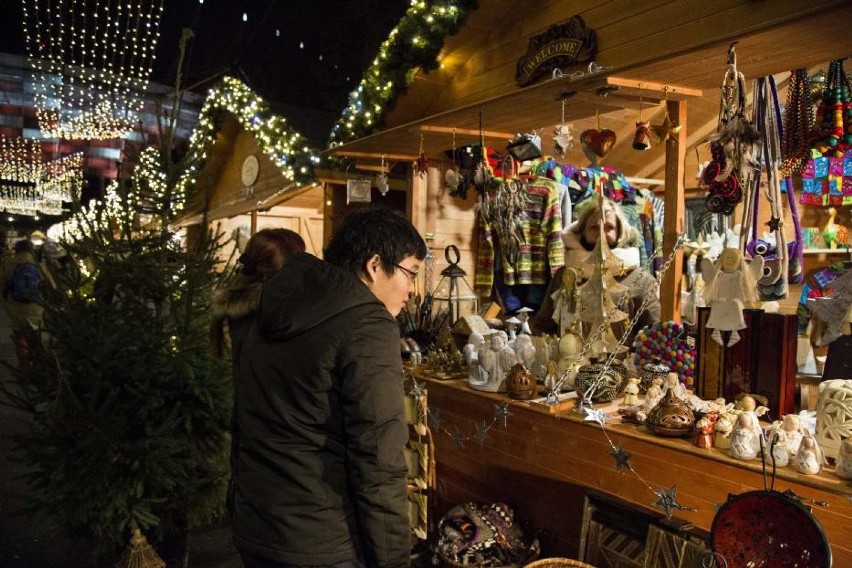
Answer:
[{"left": 523, "top": 558, "right": 595, "bottom": 568}]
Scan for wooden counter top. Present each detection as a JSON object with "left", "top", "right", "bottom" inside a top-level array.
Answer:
[{"left": 417, "top": 374, "right": 852, "bottom": 564}]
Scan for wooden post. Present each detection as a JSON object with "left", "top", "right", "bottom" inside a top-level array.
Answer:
[
  {"left": 660, "top": 99, "right": 687, "bottom": 323},
  {"left": 250, "top": 209, "right": 257, "bottom": 235}
]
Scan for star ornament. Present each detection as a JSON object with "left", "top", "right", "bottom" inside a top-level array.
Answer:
[
  {"left": 414, "top": 151, "right": 428, "bottom": 177},
  {"left": 609, "top": 444, "right": 633, "bottom": 472},
  {"left": 653, "top": 485, "right": 696, "bottom": 520},
  {"left": 408, "top": 380, "right": 425, "bottom": 401},
  {"left": 651, "top": 115, "right": 683, "bottom": 145},
  {"left": 494, "top": 402, "right": 512, "bottom": 428},
  {"left": 473, "top": 421, "right": 490, "bottom": 447},
  {"left": 765, "top": 216, "right": 782, "bottom": 232},
  {"left": 583, "top": 406, "right": 607, "bottom": 427}
]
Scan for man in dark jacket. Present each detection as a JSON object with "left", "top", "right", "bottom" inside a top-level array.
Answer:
[{"left": 233, "top": 208, "right": 427, "bottom": 568}]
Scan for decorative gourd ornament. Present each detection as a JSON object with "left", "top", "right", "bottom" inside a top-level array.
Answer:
[
  {"left": 507, "top": 363, "right": 538, "bottom": 400},
  {"left": 644, "top": 388, "right": 695, "bottom": 437}
]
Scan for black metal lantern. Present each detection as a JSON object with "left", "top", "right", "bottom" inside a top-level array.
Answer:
[{"left": 431, "top": 244, "right": 478, "bottom": 326}]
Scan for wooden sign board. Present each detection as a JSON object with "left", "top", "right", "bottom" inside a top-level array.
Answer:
[{"left": 515, "top": 16, "right": 596, "bottom": 87}]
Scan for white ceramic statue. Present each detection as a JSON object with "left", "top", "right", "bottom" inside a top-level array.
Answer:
[
  {"left": 795, "top": 435, "right": 825, "bottom": 475},
  {"left": 735, "top": 395, "right": 767, "bottom": 447},
  {"left": 701, "top": 248, "right": 763, "bottom": 347},
  {"left": 622, "top": 377, "right": 640, "bottom": 406},
  {"left": 662, "top": 372, "right": 688, "bottom": 399},
  {"left": 512, "top": 334, "right": 537, "bottom": 370},
  {"left": 763, "top": 428, "right": 790, "bottom": 467},
  {"left": 472, "top": 333, "right": 516, "bottom": 393},
  {"left": 464, "top": 332, "right": 487, "bottom": 386},
  {"left": 835, "top": 439, "right": 852, "bottom": 480},
  {"left": 637, "top": 377, "right": 665, "bottom": 422},
  {"left": 780, "top": 413, "right": 809, "bottom": 456},
  {"left": 714, "top": 411, "right": 737, "bottom": 450},
  {"left": 729, "top": 413, "right": 759, "bottom": 461}
]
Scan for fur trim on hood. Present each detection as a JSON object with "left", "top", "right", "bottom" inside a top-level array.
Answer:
[{"left": 211, "top": 282, "right": 262, "bottom": 322}]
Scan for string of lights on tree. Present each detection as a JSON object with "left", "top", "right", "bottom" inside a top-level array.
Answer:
[
  {"left": 21, "top": 0, "right": 165, "bottom": 140},
  {"left": 173, "top": 76, "right": 320, "bottom": 204},
  {"left": 0, "top": 135, "right": 82, "bottom": 216},
  {"left": 327, "top": 0, "right": 478, "bottom": 148}
]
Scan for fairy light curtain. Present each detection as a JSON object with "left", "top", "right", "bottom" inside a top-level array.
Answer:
[
  {"left": 0, "top": 135, "right": 82, "bottom": 216},
  {"left": 22, "top": 0, "right": 165, "bottom": 140}
]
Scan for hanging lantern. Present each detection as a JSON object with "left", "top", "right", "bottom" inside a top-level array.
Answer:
[{"left": 431, "top": 244, "right": 478, "bottom": 327}]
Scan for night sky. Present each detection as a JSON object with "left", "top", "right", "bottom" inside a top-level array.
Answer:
[{"left": 1, "top": 0, "right": 410, "bottom": 144}]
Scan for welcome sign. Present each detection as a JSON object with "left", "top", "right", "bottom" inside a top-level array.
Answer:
[{"left": 516, "top": 16, "right": 597, "bottom": 87}]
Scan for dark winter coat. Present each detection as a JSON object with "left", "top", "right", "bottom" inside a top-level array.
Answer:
[
  {"left": 232, "top": 252, "right": 410, "bottom": 567},
  {"left": 211, "top": 281, "right": 262, "bottom": 366}
]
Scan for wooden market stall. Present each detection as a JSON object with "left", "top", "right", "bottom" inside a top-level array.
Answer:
[{"left": 326, "top": 0, "right": 852, "bottom": 564}]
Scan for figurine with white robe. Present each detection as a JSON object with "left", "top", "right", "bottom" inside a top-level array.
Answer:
[
  {"left": 730, "top": 413, "right": 759, "bottom": 461},
  {"left": 701, "top": 248, "right": 763, "bottom": 347},
  {"left": 795, "top": 435, "right": 825, "bottom": 475}
]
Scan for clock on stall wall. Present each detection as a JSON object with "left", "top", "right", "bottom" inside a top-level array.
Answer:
[{"left": 241, "top": 155, "right": 260, "bottom": 187}]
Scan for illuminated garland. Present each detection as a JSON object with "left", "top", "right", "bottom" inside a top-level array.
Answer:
[
  {"left": 328, "top": 0, "right": 478, "bottom": 148},
  {"left": 0, "top": 135, "right": 82, "bottom": 216},
  {"left": 175, "top": 76, "right": 320, "bottom": 204}
]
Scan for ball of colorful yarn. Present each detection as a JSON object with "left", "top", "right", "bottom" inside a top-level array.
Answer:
[{"left": 633, "top": 321, "right": 697, "bottom": 385}]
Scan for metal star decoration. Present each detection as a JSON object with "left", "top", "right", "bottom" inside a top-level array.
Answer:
[
  {"left": 609, "top": 444, "right": 633, "bottom": 471},
  {"left": 654, "top": 485, "right": 694, "bottom": 520},
  {"left": 408, "top": 380, "right": 425, "bottom": 401},
  {"left": 583, "top": 406, "right": 607, "bottom": 426},
  {"left": 473, "top": 421, "right": 490, "bottom": 447},
  {"left": 651, "top": 115, "right": 683, "bottom": 145},
  {"left": 450, "top": 425, "right": 466, "bottom": 449},
  {"left": 414, "top": 151, "right": 429, "bottom": 177},
  {"left": 494, "top": 402, "right": 512, "bottom": 428},
  {"left": 427, "top": 408, "right": 443, "bottom": 431},
  {"left": 766, "top": 216, "right": 782, "bottom": 232}
]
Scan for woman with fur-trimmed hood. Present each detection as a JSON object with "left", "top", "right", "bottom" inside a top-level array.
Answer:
[
  {"left": 533, "top": 196, "right": 660, "bottom": 345},
  {"left": 211, "top": 228, "right": 306, "bottom": 364}
]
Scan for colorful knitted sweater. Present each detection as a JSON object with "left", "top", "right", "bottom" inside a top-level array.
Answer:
[{"left": 475, "top": 177, "right": 565, "bottom": 295}]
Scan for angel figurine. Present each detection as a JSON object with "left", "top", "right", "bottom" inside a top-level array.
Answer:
[
  {"left": 730, "top": 413, "right": 759, "bottom": 461},
  {"left": 835, "top": 439, "right": 852, "bottom": 480},
  {"left": 694, "top": 411, "right": 720, "bottom": 449},
  {"left": 795, "top": 435, "right": 825, "bottom": 475},
  {"left": 779, "top": 413, "right": 809, "bottom": 456},
  {"left": 512, "top": 334, "right": 537, "bottom": 370},
  {"left": 763, "top": 427, "right": 791, "bottom": 467},
  {"left": 622, "top": 377, "right": 640, "bottom": 406},
  {"left": 464, "top": 332, "right": 487, "bottom": 386},
  {"left": 701, "top": 248, "right": 763, "bottom": 347},
  {"left": 662, "top": 372, "right": 688, "bottom": 399},
  {"left": 549, "top": 268, "right": 579, "bottom": 335}
]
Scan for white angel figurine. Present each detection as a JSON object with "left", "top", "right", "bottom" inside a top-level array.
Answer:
[
  {"left": 638, "top": 377, "right": 665, "bottom": 421},
  {"left": 622, "top": 377, "right": 640, "bottom": 406},
  {"left": 701, "top": 248, "right": 763, "bottom": 347},
  {"left": 780, "top": 413, "right": 809, "bottom": 456},
  {"left": 730, "top": 413, "right": 759, "bottom": 461},
  {"left": 795, "top": 435, "right": 825, "bottom": 475},
  {"left": 763, "top": 428, "right": 791, "bottom": 467},
  {"left": 464, "top": 332, "right": 486, "bottom": 386},
  {"left": 549, "top": 268, "right": 579, "bottom": 334},
  {"left": 662, "top": 372, "right": 688, "bottom": 399}
]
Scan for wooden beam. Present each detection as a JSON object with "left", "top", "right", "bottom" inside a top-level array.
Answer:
[
  {"left": 660, "top": 99, "right": 687, "bottom": 323},
  {"left": 605, "top": 77, "right": 703, "bottom": 99},
  {"left": 415, "top": 125, "right": 515, "bottom": 140},
  {"left": 332, "top": 150, "right": 419, "bottom": 161}
]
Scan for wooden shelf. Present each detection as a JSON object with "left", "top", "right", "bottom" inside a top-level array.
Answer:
[{"left": 803, "top": 248, "right": 851, "bottom": 255}]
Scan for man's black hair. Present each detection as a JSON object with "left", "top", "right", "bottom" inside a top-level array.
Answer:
[{"left": 325, "top": 208, "right": 427, "bottom": 276}]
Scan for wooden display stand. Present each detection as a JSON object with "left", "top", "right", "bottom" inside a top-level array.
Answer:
[{"left": 695, "top": 307, "right": 798, "bottom": 416}]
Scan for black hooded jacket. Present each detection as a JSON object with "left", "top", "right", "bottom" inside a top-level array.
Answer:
[{"left": 232, "top": 253, "right": 410, "bottom": 566}]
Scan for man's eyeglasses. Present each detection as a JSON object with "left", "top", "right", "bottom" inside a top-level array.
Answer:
[{"left": 394, "top": 263, "right": 419, "bottom": 282}]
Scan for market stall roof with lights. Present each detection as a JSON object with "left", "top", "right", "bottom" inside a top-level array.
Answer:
[{"left": 172, "top": 76, "right": 322, "bottom": 226}]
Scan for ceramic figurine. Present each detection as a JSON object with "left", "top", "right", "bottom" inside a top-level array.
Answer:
[
  {"left": 701, "top": 248, "right": 763, "bottom": 347},
  {"left": 694, "top": 411, "right": 720, "bottom": 449},
  {"left": 622, "top": 377, "right": 640, "bottom": 406},
  {"left": 512, "top": 334, "right": 537, "bottom": 370},
  {"left": 730, "top": 413, "right": 759, "bottom": 461},
  {"left": 473, "top": 334, "right": 509, "bottom": 392},
  {"left": 835, "top": 439, "right": 852, "bottom": 480},
  {"left": 464, "top": 332, "right": 486, "bottom": 385},
  {"left": 642, "top": 377, "right": 665, "bottom": 417},
  {"left": 735, "top": 394, "right": 768, "bottom": 446},
  {"left": 543, "top": 360, "right": 560, "bottom": 393},
  {"left": 504, "top": 317, "right": 520, "bottom": 343},
  {"left": 763, "top": 428, "right": 790, "bottom": 467},
  {"left": 795, "top": 435, "right": 825, "bottom": 475},
  {"left": 714, "top": 411, "right": 737, "bottom": 450},
  {"left": 507, "top": 363, "right": 538, "bottom": 400},
  {"left": 781, "top": 413, "right": 809, "bottom": 456},
  {"left": 662, "top": 371, "right": 688, "bottom": 399}
]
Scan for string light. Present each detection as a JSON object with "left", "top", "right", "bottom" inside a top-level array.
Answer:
[
  {"left": 328, "top": 0, "right": 475, "bottom": 148},
  {"left": 22, "top": 0, "right": 165, "bottom": 140},
  {"left": 0, "top": 136, "right": 82, "bottom": 216},
  {"left": 173, "top": 76, "right": 320, "bottom": 207}
]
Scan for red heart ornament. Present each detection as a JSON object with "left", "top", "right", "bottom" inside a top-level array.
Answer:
[{"left": 580, "top": 128, "right": 617, "bottom": 159}]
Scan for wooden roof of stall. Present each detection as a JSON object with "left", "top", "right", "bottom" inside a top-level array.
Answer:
[{"left": 328, "top": 0, "right": 852, "bottom": 186}]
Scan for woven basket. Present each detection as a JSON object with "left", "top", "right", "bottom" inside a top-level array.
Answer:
[
  {"left": 437, "top": 539, "right": 540, "bottom": 568},
  {"left": 523, "top": 558, "right": 595, "bottom": 568}
]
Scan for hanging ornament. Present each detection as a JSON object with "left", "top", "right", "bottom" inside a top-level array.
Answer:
[
  {"left": 651, "top": 87, "right": 683, "bottom": 145},
  {"left": 580, "top": 108, "right": 617, "bottom": 165},
  {"left": 414, "top": 133, "right": 429, "bottom": 177},
  {"left": 375, "top": 154, "right": 389, "bottom": 196},
  {"left": 445, "top": 128, "right": 465, "bottom": 198},
  {"left": 553, "top": 100, "right": 574, "bottom": 157},
  {"left": 633, "top": 84, "right": 651, "bottom": 151}
]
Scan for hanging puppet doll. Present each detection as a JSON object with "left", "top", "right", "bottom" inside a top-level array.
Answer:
[{"left": 701, "top": 247, "right": 763, "bottom": 347}]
